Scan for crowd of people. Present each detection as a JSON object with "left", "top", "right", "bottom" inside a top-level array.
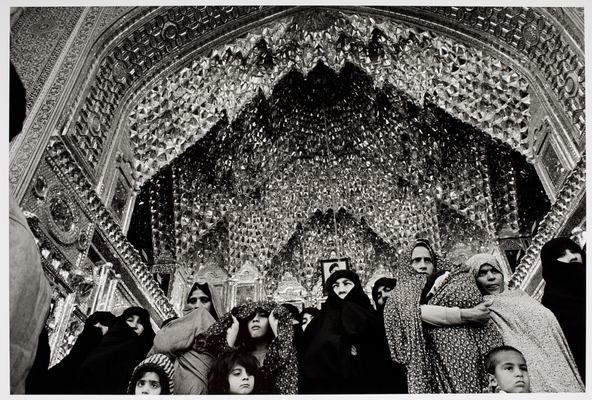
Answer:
[{"left": 14, "top": 235, "right": 585, "bottom": 395}]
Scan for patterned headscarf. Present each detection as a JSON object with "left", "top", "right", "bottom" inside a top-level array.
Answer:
[
  {"left": 383, "top": 240, "right": 451, "bottom": 392},
  {"left": 384, "top": 240, "right": 487, "bottom": 393},
  {"left": 128, "top": 353, "right": 175, "bottom": 394},
  {"left": 196, "top": 301, "right": 297, "bottom": 394},
  {"left": 465, "top": 253, "right": 507, "bottom": 293}
]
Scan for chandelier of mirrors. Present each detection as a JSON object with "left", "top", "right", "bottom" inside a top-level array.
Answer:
[{"left": 127, "top": 60, "right": 550, "bottom": 299}]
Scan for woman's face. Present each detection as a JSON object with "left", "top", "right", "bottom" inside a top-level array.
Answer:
[
  {"left": 411, "top": 246, "right": 434, "bottom": 276},
  {"left": 135, "top": 371, "right": 162, "bottom": 395},
  {"left": 247, "top": 310, "right": 270, "bottom": 339},
  {"left": 476, "top": 263, "right": 504, "bottom": 295},
  {"left": 332, "top": 277, "right": 355, "bottom": 299},
  {"left": 375, "top": 285, "right": 394, "bottom": 307},
  {"left": 557, "top": 248, "right": 583, "bottom": 264},
  {"left": 228, "top": 364, "right": 255, "bottom": 394},
  {"left": 126, "top": 314, "right": 145, "bottom": 336},
  {"left": 186, "top": 288, "right": 213, "bottom": 313},
  {"left": 301, "top": 312, "right": 314, "bottom": 331}
]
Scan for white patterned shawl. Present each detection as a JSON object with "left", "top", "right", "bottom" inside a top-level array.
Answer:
[{"left": 466, "top": 254, "right": 585, "bottom": 393}]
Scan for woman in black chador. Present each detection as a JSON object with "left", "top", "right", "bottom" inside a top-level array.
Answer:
[
  {"left": 76, "top": 307, "right": 155, "bottom": 394},
  {"left": 540, "top": 237, "right": 586, "bottom": 382},
  {"left": 43, "top": 311, "right": 116, "bottom": 394},
  {"left": 299, "top": 269, "right": 407, "bottom": 394}
]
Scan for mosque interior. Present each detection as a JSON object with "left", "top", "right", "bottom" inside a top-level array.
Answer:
[{"left": 9, "top": 6, "right": 585, "bottom": 366}]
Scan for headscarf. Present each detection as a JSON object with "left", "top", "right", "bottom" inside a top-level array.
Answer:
[
  {"left": 372, "top": 277, "right": 397, "bottom": 311},
  {"left": 75, "top": 307, "right": 155, "bottom": 394},
  {"left": 44, "top": 311, "right": 117, "bottom": 394},
  {"left": 149, "top": 280, "right": 224, "bottom": 395},
  {"left": 466, "top": 253, "right": 507, "bottom": 291},
  {"left": 540, "top": 237, "right": 586, "bottom": 382},
  {"left": 383, "top": 240, "right": 442, "bottom": 393},
  {"left": 384, "top": 241, "right": 501, "bottom": 393},
  {"left": 466, "top": 253, "right": 584, "bottom": 392},
  {"left": 128, "top": 353, "right": 175, "bottom": 394},
  {"left": 300, "top": 269, "right": 406, "bottom": 394},
  {"left": 198, "top": 301, "right": 298, "bottom": 394},
  {"left": 183, "top": 280, "right": 224, "bottom": 320}
]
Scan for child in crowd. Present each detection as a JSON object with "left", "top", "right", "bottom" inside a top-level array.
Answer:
[
  {"left": 207, "top": 349, "right": 260, "bottom": 394},
  {"left": 128, "top": 354, "right": 175, "bottom": 395},
  {"left": 484, "top": 346, "right": 530, "bottom": 393}
]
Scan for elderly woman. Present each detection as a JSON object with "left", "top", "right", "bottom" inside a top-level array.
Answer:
[
  {"left": 384, "top": 239, "right": 502, "bottom": 393},
  {"left": 540, "top": 237, "right": 586, "bottom": 381},
  {"left": 467, "top": 253, "right": 584, "bottom": 392}
]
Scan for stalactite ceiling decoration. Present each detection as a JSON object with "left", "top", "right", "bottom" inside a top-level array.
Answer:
[
  {"left": 127, "top": 59, "right": 550, "bottom": 297},
  {"left": 127, "top": 10, "right": 534, "bottom": 190}
]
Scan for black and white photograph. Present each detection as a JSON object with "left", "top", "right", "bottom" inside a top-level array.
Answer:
[
  {"left": 8, "top": 5, "right": 586, "bottom": 395},
  {"left": 320, "top": 257, "right": 349, "bottom": 289}
]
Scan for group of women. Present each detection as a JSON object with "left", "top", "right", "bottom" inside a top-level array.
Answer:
[
  {"left": 27, "top": 236, "right": 585, "bottom": 394},
  {"left": 384, "top": 238, "right": 585, "bottom": 393}
]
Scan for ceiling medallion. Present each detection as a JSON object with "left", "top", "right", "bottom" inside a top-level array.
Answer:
[
  {"left": 564, "top": 71, "right": 579, "bottom": 98},
  {"left": 31, "top": 18, "right": 57, "bottom": 34},
  {"left": 89, "top": 114, "right": 101, "bottom": 135},
  {"left": 44, "top": 184, "right": 80, "bottom": 245},
  {"left": 162, "top": 22, "right": 178, "bottom": 40},
  {"left": 522, "top": 22, "right": 539, "bottom": 48},
  {"left": 33, "top": 175, "right": 48, "bottom": 199},
  {"left": 77, "top": 232, "right": 90, "bottom": 251},
  {"left": 293, "top": 9, "right": 337, "bottom": 32},
  {"left": 113, "top": 61, "right": 128, "bottom": 84}
]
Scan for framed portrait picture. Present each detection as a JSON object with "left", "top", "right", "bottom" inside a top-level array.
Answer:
[
  {"left": 236, "top": 284, "right": 255, "bottom": 306},
  {"left": 320, "top": 258, "right": 349, "bottom": 293}
]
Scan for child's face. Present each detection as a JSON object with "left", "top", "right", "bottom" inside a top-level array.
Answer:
[
  {"left": 489, "top": 351, "right": 530, "bottom": 393},
  {"left": 126, "top": 315, "right": 145, "bottom": 336},
  {"left": 228, "top": 364, "right": 255, "bottom": 394},
  {"left": 135, "top": 371, "right": 162, "bottom": 395},
  {"left": 247, "top": 310, "right": 270, "bottom": 339}
]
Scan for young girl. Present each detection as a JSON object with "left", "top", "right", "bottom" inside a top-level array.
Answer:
[
  {"left": 207, "top": 349, "right": 259, "bottom": 394},
  {"left": 128, "top": 354, "right": 175, "bottom": 395}
]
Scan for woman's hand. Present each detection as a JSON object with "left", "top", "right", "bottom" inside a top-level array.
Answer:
[
  {"left": 269, "top": 311, "right": 279, "bottom": 337},
  {"left": 460, "top": 298, "right": 493, "bottom": 326},
  {"left": 226, "top": 315, "right": 240, "bottom": 347}
]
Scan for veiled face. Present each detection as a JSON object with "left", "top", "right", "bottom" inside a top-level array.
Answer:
[
  {"left": 411, "top": 246, "right": 434, "bottom": 276},
  {"left": 375, "top": 285, "right": 394, "bottom": 307},
  {"left": 476, "top": 263, "right": 504, "bottom": 295},
  {"left": 557, "top": 248, "right": 583, "bottom": 264},
  {"left": 186, "top": 288, "right": 213, "bottom": 314},
  {"left": 332, "top": 277, "right": 355, "bottom": 299},
  {"left": 301, "top": 312, "right": 314, "bottom": 331},
  {"left": 126, "top": 314, "right": 145, "bottom": 336}
]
